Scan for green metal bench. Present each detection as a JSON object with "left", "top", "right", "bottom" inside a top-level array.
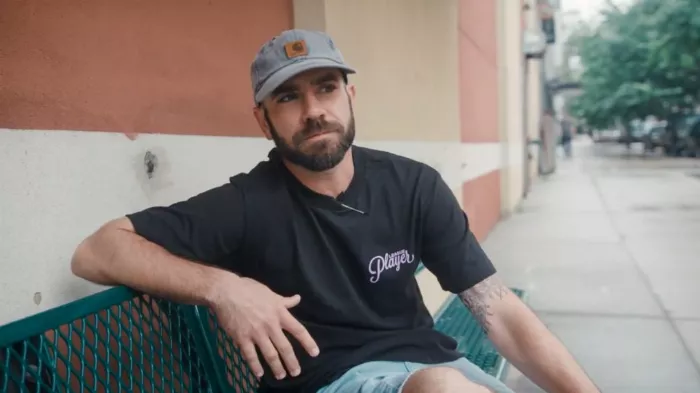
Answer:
[{"left": 0, "top": 286, "right": 525, "bottom": 392}]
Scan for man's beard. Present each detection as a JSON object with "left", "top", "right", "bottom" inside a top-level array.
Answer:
[{"left": 265, "top": 108, "right": 356, "bottom": 172}]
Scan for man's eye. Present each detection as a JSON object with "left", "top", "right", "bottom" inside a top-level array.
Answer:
[
  {"left": 320, "top": 84, "right": 337, "bottom": 93},
  {"left": 277, "top": 93, "right": 297, "bottom": 103}
]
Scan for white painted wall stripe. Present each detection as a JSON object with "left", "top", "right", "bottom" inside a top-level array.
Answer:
[{"left": 0, "top": 128, "right": 502, "bottom": 324}]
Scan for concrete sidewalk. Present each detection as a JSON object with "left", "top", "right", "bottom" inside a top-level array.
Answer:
[{"left": 484, "top": 139, "right": 700, "bottom": 392}]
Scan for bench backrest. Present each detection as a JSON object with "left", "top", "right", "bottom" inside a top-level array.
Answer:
[{"left": 0, "top": 287, "right": 256, "bottom": 393}]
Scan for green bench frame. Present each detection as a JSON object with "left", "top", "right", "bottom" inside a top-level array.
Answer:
[{"left": 0, "top": 284, "right": 525, "bottom": 392}]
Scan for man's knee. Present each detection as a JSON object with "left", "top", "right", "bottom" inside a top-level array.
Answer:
[{"left": 401, "top": 366, "right": 493, "bottom": 393}]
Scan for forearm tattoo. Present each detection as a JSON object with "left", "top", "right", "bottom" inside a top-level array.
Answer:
[{"left": 459, "top": 276, "right": 507, "bottom": 334}]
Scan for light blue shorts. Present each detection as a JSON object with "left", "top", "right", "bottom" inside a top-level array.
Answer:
[{"left": 316, "top": 357, "right": 514, "bottom": 393}]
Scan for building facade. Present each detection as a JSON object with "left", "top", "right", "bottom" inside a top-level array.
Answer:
[{"left": 0, "top": 0, "right": 531, "bottom": 324}]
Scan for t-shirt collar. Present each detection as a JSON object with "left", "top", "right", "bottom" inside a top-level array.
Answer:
[{"left": 269, "top": 146, "right": 367, "bottom": 208}]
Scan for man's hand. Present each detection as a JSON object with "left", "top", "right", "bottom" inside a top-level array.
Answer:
[
  {"left": 459, "top": 275, "right": 601, "bottom": 393},
  {"left": 209, "top": 276, "right": 319, "bottom": 380}
]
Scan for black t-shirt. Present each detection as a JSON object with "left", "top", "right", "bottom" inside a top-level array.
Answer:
[{"left": 126, "top": 146, "right": 497, "bottom": 393}]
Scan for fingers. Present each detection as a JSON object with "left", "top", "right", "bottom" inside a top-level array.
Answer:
[
  {"left": 238, "top": 332, "right": 299, "bottom": 380},
  {"left": 239, "top": 340, "right": 264, "bottom": 378},
  {"left": 282, "top": 294, "right": 301, "bottom": 308},
  {"left": 280, "top": 311, "right": 320, "bottom": 358},
  {"left": 269, "top": 328, "right": 301, "bottom": 377},
  {"left": 256, "top": 334, "right": 287, "bottom": 380}
]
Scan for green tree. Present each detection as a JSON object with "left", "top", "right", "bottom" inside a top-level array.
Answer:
[{"left": 568, "top": 0, "right": 700, "bottom": 129}]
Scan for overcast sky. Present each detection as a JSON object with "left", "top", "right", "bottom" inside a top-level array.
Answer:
[
  {"left": 562, "top": 0, "right": 607, "bottom": 20},
  {"left": 561, "top": 0, "right": 635, "bottom": 24}
]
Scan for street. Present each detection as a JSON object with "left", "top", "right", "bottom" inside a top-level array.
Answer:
[{"left": 484, "top": 139, "right": 700, "bottom": 392}]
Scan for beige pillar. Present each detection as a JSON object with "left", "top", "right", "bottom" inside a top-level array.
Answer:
[
  {"left": 497, "top": 0, "right": 526, "bottom": 215},
  {"left": 523, "top": 0, "right": 545, "bottom": 188}
]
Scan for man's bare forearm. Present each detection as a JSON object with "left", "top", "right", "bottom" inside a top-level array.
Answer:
[
  {"left": 460, "top": 276, "right": 600, "bottom": 393},
  {"left": 71, "top": 217, "right": 236, "bottom": 306}
]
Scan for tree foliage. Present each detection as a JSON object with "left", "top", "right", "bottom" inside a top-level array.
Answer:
[{"left": 568, "top": 0, "right": 700, "bottom": 129}]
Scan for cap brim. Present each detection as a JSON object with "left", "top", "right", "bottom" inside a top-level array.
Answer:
[{"left": 254, "top": 58, "right": 356, "bottom": 104}]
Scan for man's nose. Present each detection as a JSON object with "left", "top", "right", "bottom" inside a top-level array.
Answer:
[{"left": 301, "top": 93, "right": 325, "bottom": 121}]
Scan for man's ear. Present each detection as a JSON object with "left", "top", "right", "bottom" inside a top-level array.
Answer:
[
  {"left": 346, "top": 83, "right": 356, "bottom": 104},
  {"left": 253, "top": 105, "right": 273, "bottom": 140}
]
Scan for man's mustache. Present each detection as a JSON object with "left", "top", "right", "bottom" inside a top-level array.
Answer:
[{"left": 293, "top": 118, "right": 343, "bottom": 145}]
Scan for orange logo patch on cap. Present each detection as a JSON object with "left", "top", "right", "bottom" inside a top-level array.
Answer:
[{"left": 284, "top": 40, "right": 308, "bottom": 59}]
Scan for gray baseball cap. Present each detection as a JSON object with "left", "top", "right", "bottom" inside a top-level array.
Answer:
[{"left": 250, "top": 29, "right": 356, "bottom": 105}]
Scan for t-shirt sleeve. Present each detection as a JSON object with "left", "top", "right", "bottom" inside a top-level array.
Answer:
[
  {"left": 125, "top": 182, "right": 245, "bottom": 268},
  {"left": 419, "top": 167, "right": 497, "bottom": 294}
]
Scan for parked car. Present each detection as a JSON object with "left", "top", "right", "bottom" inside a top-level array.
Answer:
[
  {"left": 662, "top": 115, "right": 700, "bottom": 156},
  {"left": 642, "top": 125, "right": 666, "bottom": 152},
  {"left": 681, "top": 118, "right": 700, "bottom": 157}
]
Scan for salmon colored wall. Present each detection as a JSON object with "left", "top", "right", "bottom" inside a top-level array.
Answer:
[
  {"left": 0, "top": 0, "right": 293, "bottom": 138},
  {"left": 459, "top": 0, "right": 499, "bottom": 143},
  {"left": 462, "top": 170, "right": 502, "bottom": 242},
  {"left": 458, "top": 0, "right": 501, "bottom": 238}
]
